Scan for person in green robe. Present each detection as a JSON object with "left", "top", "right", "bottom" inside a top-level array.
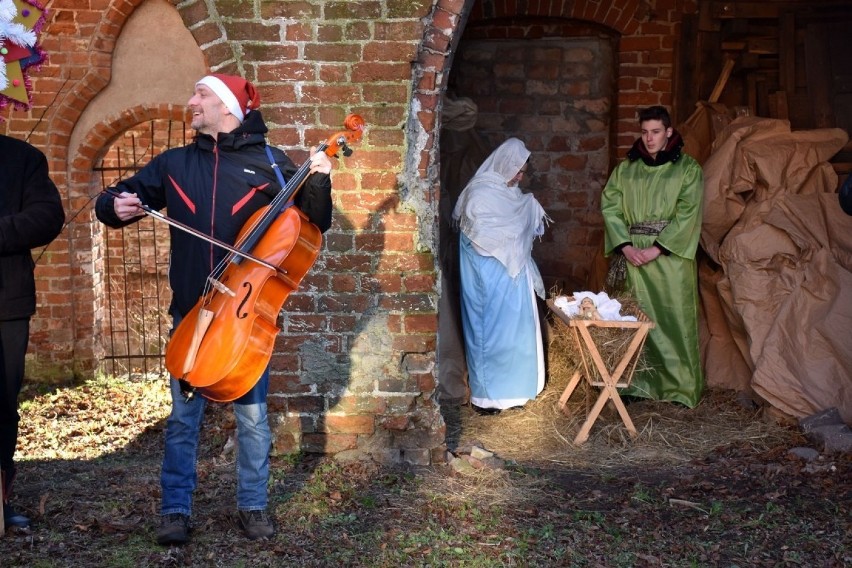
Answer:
[{"left": 601, "top": 106, "right": 704, "bottom": 407}]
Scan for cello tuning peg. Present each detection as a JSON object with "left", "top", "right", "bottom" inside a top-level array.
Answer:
[{"left": 342, "top": 145, "right": 353, "bottom": 157}]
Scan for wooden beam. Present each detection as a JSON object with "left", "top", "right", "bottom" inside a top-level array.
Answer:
[
  {"left": 779, "top": 12, "right": 796, "bottom": 93},
  {"left": 805, "top": 24, "right": 834, "bottom": 128},
  {"left": 674, "top": 12, "right": 700, "bottom": 124},
  {"left": 747, "top": 37, "right": 778, "bottom": 55},
  {"left": 722, "top": 40, "right": 747, "bottom": 51},
  {"left": 710, "top": 2, "right": 780, "bottom": 20},
  {"left": 699, "top": 0, "right": 722, "bottom": 32},
  {"left": 776, "top": 90, "right": 789, "bottom": 120},
  {"left": 709, "top": 57, "right": 736, "bottom": 103},
  {"left": 747, "top": 73, "right": 758, "bottom": 115}
]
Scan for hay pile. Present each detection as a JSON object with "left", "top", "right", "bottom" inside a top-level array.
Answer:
[{"left": 454, "top": 307, "right": 800, "bottom": 470}]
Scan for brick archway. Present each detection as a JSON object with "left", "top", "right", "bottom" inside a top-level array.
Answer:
[{"left": 47, "top": 0, "right": 230, "bottom": 169}]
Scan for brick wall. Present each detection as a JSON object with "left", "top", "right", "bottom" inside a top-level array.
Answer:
[{"left": 4, "top": 0, "right": 688, "bottom": 463}]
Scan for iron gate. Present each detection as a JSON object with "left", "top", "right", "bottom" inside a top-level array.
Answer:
[{"left": 95, "top": 119, "right": 192, "bottom": 377}]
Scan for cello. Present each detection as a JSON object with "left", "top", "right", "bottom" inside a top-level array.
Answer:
[{"left": 163, "top": 114, "right": 365, "bottom": 402}]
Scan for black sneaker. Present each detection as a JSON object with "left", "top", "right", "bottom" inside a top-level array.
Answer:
[
  {"left": 238, "top": 509, "right": 274, "bottom": 540},
  {"left": 3, "top": 503, "right": 30, "bottom": 528},
  {"left": 156, "top": 513, "right": 191, "bottom": 545}
]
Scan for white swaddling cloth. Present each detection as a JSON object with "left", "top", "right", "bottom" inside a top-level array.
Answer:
[{"left": 552, "top": 291, "right": 638, "bottom": 322}]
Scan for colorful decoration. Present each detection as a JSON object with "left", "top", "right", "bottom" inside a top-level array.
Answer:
[{"left": 0, "top": 0, "right": 47, "bottom": 111}]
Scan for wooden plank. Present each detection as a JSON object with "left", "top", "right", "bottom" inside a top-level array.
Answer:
[
  {"left": 787, "top": 92, "right": 813, "bottom": 127},
  {"left": 709, "top": 57, "right": 736, "bottom": 103},
  {"left": 775, "top": 90, "right": 789, "bottom": 120},
  {"left": 740, "top": 52, "right": 760, "bottom": 69},
  {"left": 747, "top": 36, "right": 778, "bottom": 55},
  {"left": 557, "top": 371, "right": 581, "bottom": 413},
  {"left": 805, "top": 24, "right": 834, "bottom": 128},
  {"left": 674, "top": 12, "right": 700, "bottom": 125},
  {"left": 757, "top": 76, "right": 771, "bottom": 117},
  {"left": 720, "top": 38, "right": 778, "bottom": 56},
  {"left": 779, "top": 12, "right": 796, "bottom": 94},
  {"left": 747, "top": 73, "right": 758, "bottom": 115},
  {"left": 698, "top": 0, "right": 721, "bottom": 32}
]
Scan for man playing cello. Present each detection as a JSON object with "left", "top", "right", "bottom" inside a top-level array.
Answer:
[{"left": 96, "top": 74, "right": 333, "bottom": 544}]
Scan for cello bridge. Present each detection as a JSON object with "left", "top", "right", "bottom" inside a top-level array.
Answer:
[{"left": 208, "top": 276, "right": 236, "bottom": 297}]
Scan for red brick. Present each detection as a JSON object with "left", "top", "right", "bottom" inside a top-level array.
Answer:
[
  {"left": 323, "top": 414, "right": 375, "bottom": 434},
  {"left": 379, "top": 415, "right": 411, "bottom": 431},
  {"left": 260, "top": 1, "right": 318, "bottom": 20},
  {"left": 416, "top": 373, "right": 436, "bottom": 392},
  {"left": 363, "top": 274, "right": 403, "bottom": 294},
  {"left": 404, "top": 314, "right": 438, "bottom": 333},
  {"left": 402, "top": 273, "right": 435, "bottom": 292},
  {"left": 351, "top": 62, "right": 412, "bottom": 82},
  {"left": 301, "top": 433, "right": 358, "bottom": 454},
  {"left": 364, "top": 41, "right": 419, "bottom": 62},
  {"left": 375, "top": 20, "right": 423, "bottom": 41}
]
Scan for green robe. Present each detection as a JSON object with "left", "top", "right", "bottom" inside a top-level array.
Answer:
[{"left": 601, "top": 147, "right": 704, "bottom": 407}]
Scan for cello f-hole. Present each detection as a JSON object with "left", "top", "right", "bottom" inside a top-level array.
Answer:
[{"left": 236, "top": 282, "right": 253, "bottom": 319}]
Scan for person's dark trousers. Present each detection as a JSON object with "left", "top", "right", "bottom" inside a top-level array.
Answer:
[{"left": 0, "top": 318, "right": 30, "bottom": 497}]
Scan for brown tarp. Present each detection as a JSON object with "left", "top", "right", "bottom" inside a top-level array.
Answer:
[{"left": 698, "top": 116, "right": 852, "bottom": 422}]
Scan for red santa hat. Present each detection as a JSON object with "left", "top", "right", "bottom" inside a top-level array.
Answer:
[{"left": 195, "top": 74, "right": 260, "bottom": 123}]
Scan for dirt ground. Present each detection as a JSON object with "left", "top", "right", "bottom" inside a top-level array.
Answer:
[{"left": 0, "top": 373, "right": 849, "bottom": 567}]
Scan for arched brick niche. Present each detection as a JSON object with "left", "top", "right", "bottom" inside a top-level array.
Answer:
[{"left": 414, "top": 0, "right": 692, "bottom": 175}]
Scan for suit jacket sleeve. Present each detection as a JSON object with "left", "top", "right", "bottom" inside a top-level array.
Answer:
[{"left": 0, "top": 146, "right": 65, "bottom": 255}]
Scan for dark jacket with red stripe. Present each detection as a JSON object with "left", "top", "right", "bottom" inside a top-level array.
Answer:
[{"left": 95, "top": 111, "right": 333, "bottom": 318}]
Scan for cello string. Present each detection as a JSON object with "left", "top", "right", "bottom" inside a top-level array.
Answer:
[
  {"left": 204, "top": 143, "right": 328, "bottom": 286},
  {"left": 229, "top": 142, "right": 327, "bottom": 251}
]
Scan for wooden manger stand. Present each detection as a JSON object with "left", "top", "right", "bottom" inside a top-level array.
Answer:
[{"left": 546, "top": 297, "right": 655, "bottom": 445}]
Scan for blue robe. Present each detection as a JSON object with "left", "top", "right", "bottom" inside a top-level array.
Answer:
[{"left": 459, "top": 233, "right": 544, "bottom": 409}]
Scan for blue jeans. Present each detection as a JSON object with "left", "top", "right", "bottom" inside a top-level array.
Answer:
[{"left": 160, "top": 359, "right": 272, "bottom": 516}]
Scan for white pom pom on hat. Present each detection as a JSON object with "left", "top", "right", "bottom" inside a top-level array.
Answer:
[{"left": 195, "top": 74, "right": 260, "bottom": 123}]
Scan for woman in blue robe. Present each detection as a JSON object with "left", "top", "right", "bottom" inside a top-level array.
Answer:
[{"left": 452, "top": 138, "right": 550, "bottom": 411}]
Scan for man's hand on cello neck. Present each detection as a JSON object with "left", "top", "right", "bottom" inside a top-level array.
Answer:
[{"left": 308, "top": 146, "right": 333, "bottom": 175}]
